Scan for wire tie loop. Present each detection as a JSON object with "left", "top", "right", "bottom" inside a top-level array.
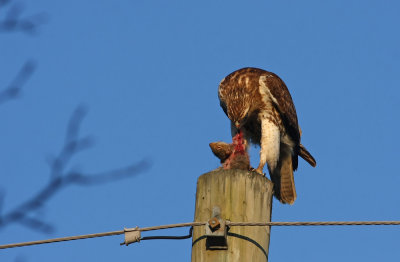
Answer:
[{"left": 121, "top": 226, "right": 141, "bottom": 246}]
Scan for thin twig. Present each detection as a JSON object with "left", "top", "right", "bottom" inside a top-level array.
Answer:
[
  {"left": 0, "top": 60, "right": 36, "bottom": 105},
  {"left": 0, "top": 106, "right": 151, "bottom": 233},
  {"left": 0, "top": 2, "right": 48, "bottom": 34}
]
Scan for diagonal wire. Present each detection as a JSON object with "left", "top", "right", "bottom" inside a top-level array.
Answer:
[{"left": 1, "top": 220, "right": 400, "bottom": 250}]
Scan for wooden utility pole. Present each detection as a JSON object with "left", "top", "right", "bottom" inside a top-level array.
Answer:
[{"left": 191, "top": 169, "right": 274, "bottom": 262}]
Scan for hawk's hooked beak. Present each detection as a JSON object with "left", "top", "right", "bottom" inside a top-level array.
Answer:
[{"left": 235, "top": 121, "right": 240, "bottom": 130}]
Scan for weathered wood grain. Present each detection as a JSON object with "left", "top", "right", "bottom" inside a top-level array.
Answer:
[{"left": 192, "top": 169, "right": 273, "bottom": 262}]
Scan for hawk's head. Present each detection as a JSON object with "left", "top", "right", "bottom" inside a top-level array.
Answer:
[{"left": 219, "top": 88, "right": 252, "bottom": 130}]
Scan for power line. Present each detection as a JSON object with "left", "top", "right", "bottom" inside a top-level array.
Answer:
[
  {"left": 0, "top": 222, "right": 206, "bottom": 249},
  {"left": 1, "top": 220, "right": 400, "bottom": 250},
  {"left": 227, "top": 221, "right": 400, "bottom": 226}
]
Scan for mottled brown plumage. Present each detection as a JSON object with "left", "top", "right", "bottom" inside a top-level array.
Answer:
[{"left": 218, "top": 67, "right": 316, "bottom": 204}]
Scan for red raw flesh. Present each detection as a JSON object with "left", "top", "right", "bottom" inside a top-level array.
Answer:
[
  {"left": 222, "top": 130, "right": 249, "bottom": 170},
  {"left": 232, "top": 131, "right": 246, "bottom": 155}
]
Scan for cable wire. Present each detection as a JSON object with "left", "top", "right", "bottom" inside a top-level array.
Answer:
[
  {"left": 140, "top": 227, "right": 193, "bottom": 241},
  {"left": 227, "top": 221, "right": 400, "bottom": 226},
  {"left": 1, "top": 220, "right": 400, "bottom": 250}
]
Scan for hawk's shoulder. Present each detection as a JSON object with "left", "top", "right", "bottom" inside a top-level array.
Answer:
[{"left": 259, "top": 70, "right": 300, "bottom": 144}]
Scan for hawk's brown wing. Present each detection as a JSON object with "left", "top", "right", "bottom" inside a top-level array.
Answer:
[
  {"left": 259, "top": 71, "right": 300, "bottom": 144},
  {"left": 258, "top": 69, "right": 301, "bottom": 170}
]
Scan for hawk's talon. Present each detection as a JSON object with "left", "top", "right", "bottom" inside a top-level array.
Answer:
[{"left": 250, "top": 167, "right": 265, "bottom": 176}]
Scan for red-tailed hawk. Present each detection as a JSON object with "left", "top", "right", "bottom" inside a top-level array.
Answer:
[{"left": 218, "top": 67, "right": 316, "bottom": 204}]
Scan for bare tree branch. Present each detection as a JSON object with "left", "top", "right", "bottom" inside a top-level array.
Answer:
[
  {"left": 68, "top": 159, "right": 152, "bottom": 186},
  {"left": 0, "top": 106, "right": 152, "bottom": 233},
  {"left": 0, "top": 2, "right": 48, "bottom": 35},
  {"left": 49, "top": 106, "right": 95, "bottom": 178},
  {"left": 0, "top": 60, "right": 36, "bottom": 105},
  {"left": 0, "top": 0, "right": 11, "bottom": 8},
  {"left": 18, "top": 216, "right": 54, "bottom": 234}
]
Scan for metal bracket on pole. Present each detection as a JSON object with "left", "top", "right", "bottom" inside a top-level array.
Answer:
[{"left": 205, "top": 206, "right": 228, "bottom": 250}]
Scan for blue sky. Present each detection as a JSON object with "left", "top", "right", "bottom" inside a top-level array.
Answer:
[{"left": 1, "top": 0, "right": 399, "bottom": 261}]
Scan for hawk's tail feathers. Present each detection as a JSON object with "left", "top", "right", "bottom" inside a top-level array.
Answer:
[
  {"left": 279, "top": 153, "right": 297, "bottom": 204},
  {"left": 299, "top": 144, "right": 316, "bottom": 167},
  {"left": 271, "top": 151, "right": 296, "bottom": 205}
]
